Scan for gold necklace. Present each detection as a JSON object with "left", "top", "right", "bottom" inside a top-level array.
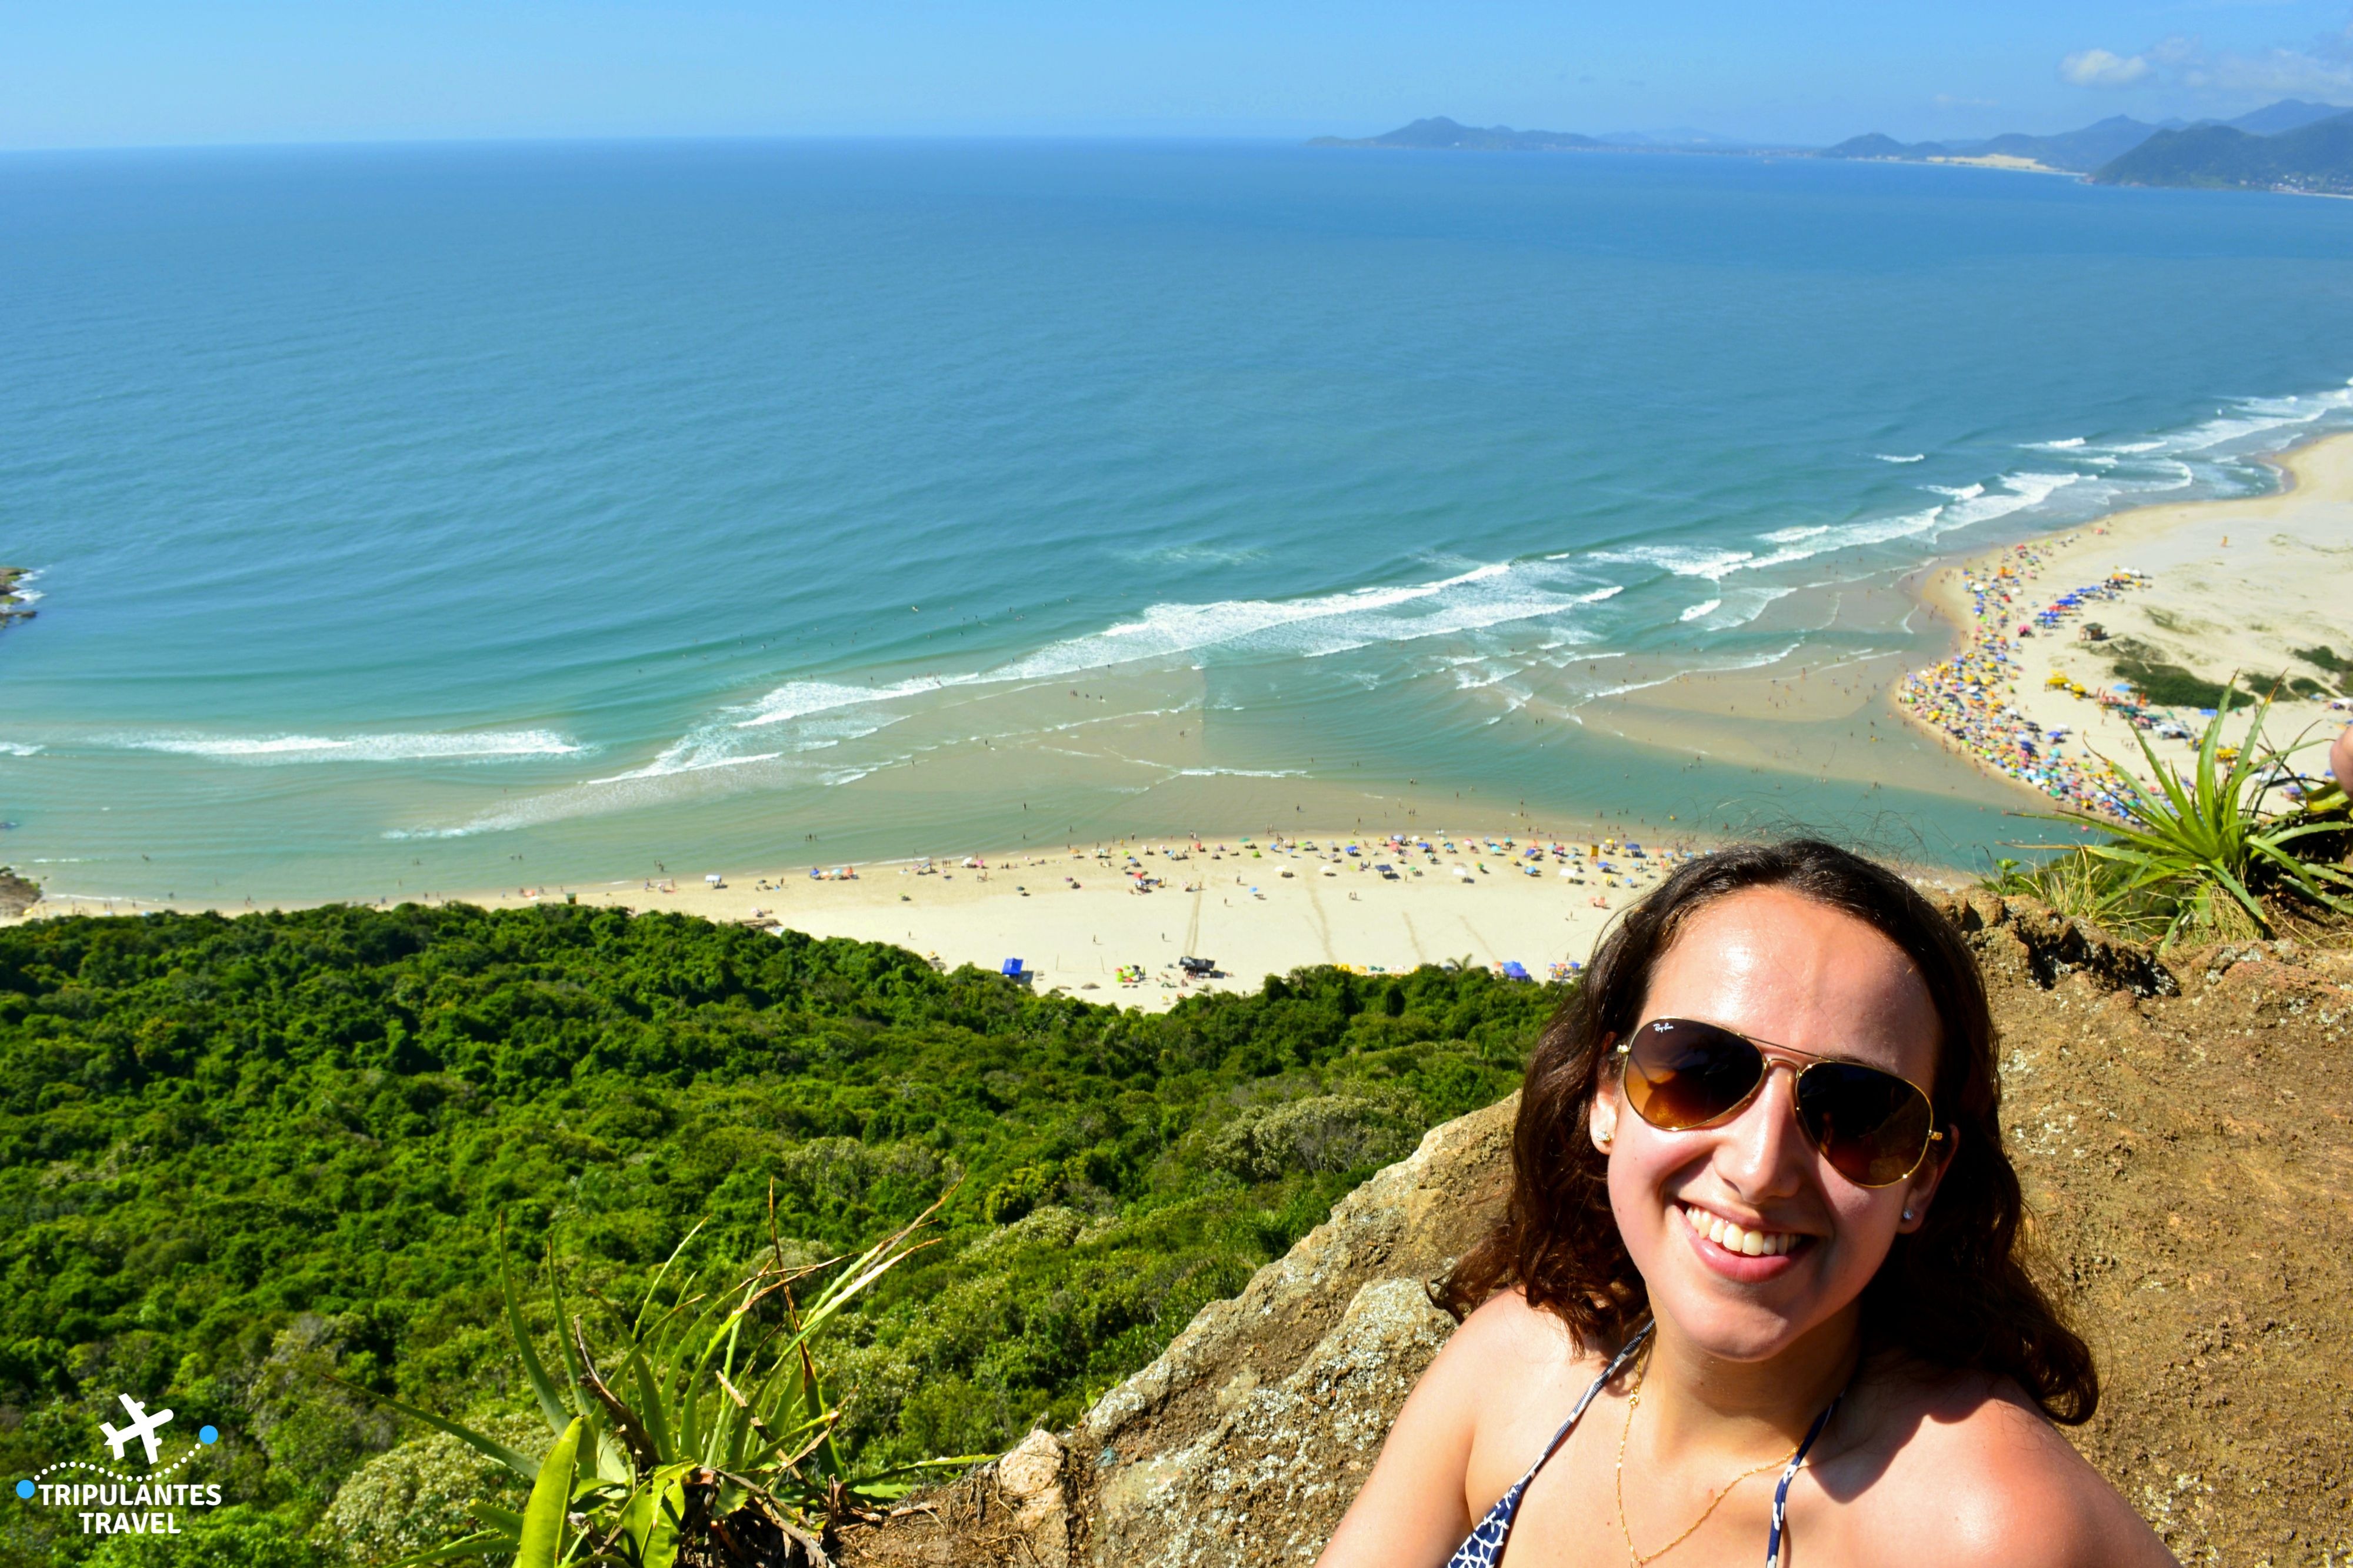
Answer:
[{"left": 1613, "top": 1380, "right": 1803, "bottom": 1567}]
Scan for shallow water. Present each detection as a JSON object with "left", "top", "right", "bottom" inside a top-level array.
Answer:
[{"left": 5, "top": 141, "right": 2351, "bottom": 899}]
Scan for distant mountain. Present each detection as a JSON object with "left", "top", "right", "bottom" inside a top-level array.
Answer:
[
  {"left": 1821, "top": 132, "right": 1948, "bottom": 161},
  {"left": 2092, "top": 109, "right": 2353, "bottom": 192},
  {"left": 2221, "top": 99, "right": 2348, "bottom": 136},
  {"left": 1821, "top": 115, "right": 2157, "bottom": 172},
  {"left": 1309, "top": 116, "right": 1600, "bottom": 152},
  {"left": 1969, "top": 115, "right": 2164, "bottom": 172},
  {"left": 1819, "top": 104, "right": 2348, "bottom": 175}
]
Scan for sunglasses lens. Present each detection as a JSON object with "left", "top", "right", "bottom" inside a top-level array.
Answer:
[
  {"left": 1794, "top": 1062, "right": 1937, "bottom": 1187},
  {"left": 1622, "top": 1019, "right": 1765, "bottom": 1130}
]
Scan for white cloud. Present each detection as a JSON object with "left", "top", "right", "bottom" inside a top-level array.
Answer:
[
  {"left": 2060, "top": 48, "right": 2152, "bottom": 87},
  {"left": 2059, "top": 27, "right": 2353, "bottom": 101},
  {"left": 2205, "top": 45, "right": 2353, "bottom": 96}
]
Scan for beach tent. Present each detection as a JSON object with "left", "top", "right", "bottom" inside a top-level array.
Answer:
[
  {"left": 1000, "top": 959, "right": 1023, "bottom": 977},
  {"left": 1501, "top": 962, "right": 1531, "bottom": 981}
]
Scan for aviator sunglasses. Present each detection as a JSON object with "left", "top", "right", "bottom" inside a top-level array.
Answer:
[{"left": 1615, "top": 1017, "right": 1944, "bottom": 1187}]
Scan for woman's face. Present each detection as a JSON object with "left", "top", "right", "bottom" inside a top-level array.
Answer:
[{"left": 1593, "top": 886, "right": 1951, "bottom": 1362}]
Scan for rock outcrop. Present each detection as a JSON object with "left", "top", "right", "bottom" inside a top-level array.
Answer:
[
  {"left": 842, "top": 1096, "right": 1516, "bottom": 1567},
  {"left": 0, "top": 870, "right": 38, "bottom": 919}
]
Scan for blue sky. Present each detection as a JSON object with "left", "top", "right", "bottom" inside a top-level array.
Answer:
[{"left": 8, "top": 1, "right": 2353, "bottom": 150}]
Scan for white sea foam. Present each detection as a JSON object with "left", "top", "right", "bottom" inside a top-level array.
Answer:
[
  {"left": 2158, "top": 384, "right": 2353, "bottom": 459},
  {"left": 1679, "top": 599, "right": 1722, "bottom": 622},
  {"left": 0, "top": 742, "right": 41, "bottom": 757},
  {"left": 1175, "top": 766, "right": 1308, "bottom": 778},
  {"left": 118, "top": 729, "right": 584, "bottom": 763},
  {"left": 1874, "top": 453, "right": 1925, "bottom": 463},
  {"left": 589, "top": 749, "right": 785, "bottom": 785},
  {"left": 736, "top": 678, "right": 942, "bottom": 730},
  {"left": 1932, "top": 471, "right": 2081, "bottom": 533},
  {"left": 1926, "top": 483, "right": 1985, "bottom": 500},
  {"left": 2030, "top": 436, "right": 2087, "bottom": 449},
  {"left": 1592, "top": 544, "right": 1757, "bottom": 579}
]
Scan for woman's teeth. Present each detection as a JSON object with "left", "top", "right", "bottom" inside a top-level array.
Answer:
[{"left": 1682, "top": 1203, "right": 1799, "bottom": 1258}]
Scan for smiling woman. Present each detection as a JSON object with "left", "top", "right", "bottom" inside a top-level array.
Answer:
[{"left": 1317, "top": 839, "right": 2175, "bottom": 1568}]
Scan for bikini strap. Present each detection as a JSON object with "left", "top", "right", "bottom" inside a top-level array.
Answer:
[
  {"left": 1762, "top": 1386, "right": 1843, "bottom": 1568},
  {"left": 1529, "top": 1320, "right": 1654, "bottom": 1473}
]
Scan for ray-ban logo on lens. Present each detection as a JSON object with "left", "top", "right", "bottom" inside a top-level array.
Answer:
[{"left": 12, "top": 1393, "right": 225, "bottom": 1538}]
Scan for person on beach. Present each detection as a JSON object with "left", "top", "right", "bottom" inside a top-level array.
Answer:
[{"left": 1318, "top": 839, "right": 2172, "bottom": 1567}]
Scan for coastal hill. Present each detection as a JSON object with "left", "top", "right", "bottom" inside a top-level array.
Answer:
[
  {"left": 1818, "top": 102, "right": 2347, "bottom": 173},
  {"left": 1308, "top": 116, "right": 1600, "bottom": 151},
  {"left": 2092, "top": 108, "right": 2353, "bottom": 194},
  {"left": 1821, "top": 113, "right": 2165, "bottom": 173}
]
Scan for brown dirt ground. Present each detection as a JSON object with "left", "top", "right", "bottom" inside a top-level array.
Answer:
[{"left": 1961, "top": 898, "right": 2353, "bottom": 1564}]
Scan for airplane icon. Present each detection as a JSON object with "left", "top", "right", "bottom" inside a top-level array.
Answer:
[{"left": 99, "top": 1394, "right": 175, "bottom": 1465}]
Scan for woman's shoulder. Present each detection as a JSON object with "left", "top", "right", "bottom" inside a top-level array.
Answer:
[
  {"left": 1429, "top": 1289, "right": 1615, "bottom": 1392},
  {"left": 1843, "top": 1364, "right": 2175, "bottom": 1567},
  {"left": 1407, "top": 1292, "right": 1620, "bottom": 1450}
]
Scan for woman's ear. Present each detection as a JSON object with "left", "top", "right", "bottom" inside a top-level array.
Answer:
[
  {"left": 1589, "top": 1039, "right": 1621, "bottom": 1153},
  {"left": 1898, "top": 1122, "right": 1959, "bottom": 1232}
]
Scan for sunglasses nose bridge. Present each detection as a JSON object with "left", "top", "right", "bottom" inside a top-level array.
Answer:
[{"left": 1704, "top": 1065, "right": 1820, "bottom": 1197}]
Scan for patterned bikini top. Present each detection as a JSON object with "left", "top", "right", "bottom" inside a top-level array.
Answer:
[{"left": 1444, "top": 1323, "right": 1843, "bottom": 1568}]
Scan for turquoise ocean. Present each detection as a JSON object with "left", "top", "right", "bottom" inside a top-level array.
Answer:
[{"left": 6, "top": 141, "right": 2353, "bottom": 902}]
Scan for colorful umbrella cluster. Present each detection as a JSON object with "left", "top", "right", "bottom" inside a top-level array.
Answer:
[{"left": 1896, "top": 543, "right": 2154, "bottom": 820}]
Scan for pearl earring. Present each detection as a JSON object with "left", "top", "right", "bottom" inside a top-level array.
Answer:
[{"left": 1902, "top": 1208, "right": 1915, "bottom": 1221}]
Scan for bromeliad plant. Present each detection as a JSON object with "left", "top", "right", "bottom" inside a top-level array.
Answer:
[
  {"left": 2046, "top": 684, "right": 2352, "bottom": 945},
  {"left": 364, "top": 1192, "right": 985, "bottom": 1567}
]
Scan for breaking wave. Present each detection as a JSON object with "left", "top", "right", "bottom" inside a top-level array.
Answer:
[{"left": 111, "top": 730, "right": 585, "bottom": 763}]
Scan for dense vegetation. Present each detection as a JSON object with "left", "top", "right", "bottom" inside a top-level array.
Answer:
[
  {"left": 2092, "top": 109, "right": 2353, "bottom": 192},
  {"left": 0, "top": 904, "right": 1551, "bottom": 1566}
]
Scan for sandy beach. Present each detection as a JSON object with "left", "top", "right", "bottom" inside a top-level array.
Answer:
[
  {"left": 446, "top": 829, "right": 1705, "bottom": 1012},
  {"left": 10, "top": 830, "right": 1725, "bottom": 1013},
  {"left": 1898, "top": 431, "right": 2353, "bottom": 815}
]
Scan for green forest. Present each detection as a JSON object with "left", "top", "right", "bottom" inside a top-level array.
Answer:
[{"left": 0, "top": 903, "right": 1553, "bottom": 1566}]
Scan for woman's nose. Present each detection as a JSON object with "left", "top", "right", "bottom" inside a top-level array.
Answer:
[{"left": 1717, "top": 1064, "right": 1812, "bottom": 1198}]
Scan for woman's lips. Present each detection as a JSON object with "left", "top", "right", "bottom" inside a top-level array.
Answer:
[{"left": 1678, "top": 1200, "right": 1811, "bottom": 1282}]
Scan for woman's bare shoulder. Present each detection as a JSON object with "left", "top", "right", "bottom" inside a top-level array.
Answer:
[
  {"left": 1412, "top": 1292, "right": 1624, "bottom": 1464},
  {"left": 1850, "top": 1367, "right": 2175, "bottom": 1567},
  {"left": 1313, "top": 1292, "right": 1614, "bottom": 1567},
  {"left": 1424, "top": 1290, "right": 1611, "bottom": 1393}
]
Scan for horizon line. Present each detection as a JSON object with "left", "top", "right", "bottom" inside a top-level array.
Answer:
[{"left": 0, "top": 128, "right": 1849, "bottom": 159}]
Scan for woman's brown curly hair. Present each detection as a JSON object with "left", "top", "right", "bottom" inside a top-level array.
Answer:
[{"left": 1438, "top": 838, "right": 2098, "bottom": 1424}]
